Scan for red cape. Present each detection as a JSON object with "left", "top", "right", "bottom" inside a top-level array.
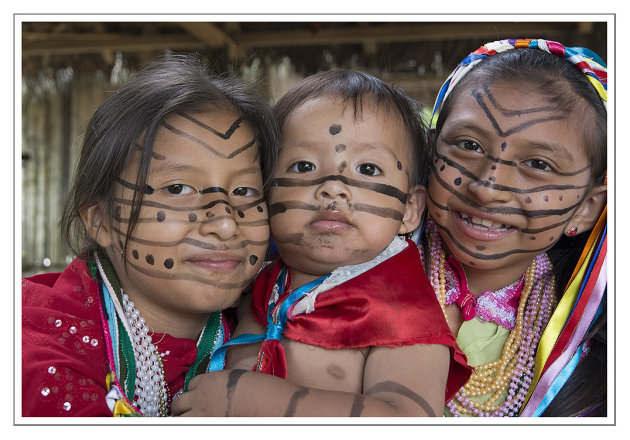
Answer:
[{"left": 252, "top": 239, "right": 471, "bottom": 402}]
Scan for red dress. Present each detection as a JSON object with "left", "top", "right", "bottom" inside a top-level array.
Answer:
[
  {"left": 22, "top": 257, "right": 231, "bottom": 417},
  {"left": 251, "top": 239, "right": 471, "bottom": 402}
]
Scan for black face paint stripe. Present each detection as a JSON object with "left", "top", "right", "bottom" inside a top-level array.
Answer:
[
  {"left": 429, "top": 168, "right": 587, "bottom": 217},
  {"left": 111, "top": 224, "right": 268, "bottom": 250},
  {"left": 432, "top": 151, "right": 589, "bottom": 193},
  {"left": 162, "top": 121, "right": 255, "bottom": 159},
  {"left": 432, "top": 219, "right": 558, "bottom": 260},
  {"left": 178, "top": 113, "right": 243, "bottom": 140},
  {"left": 116, "top": 177, "right": 154, "bottom": 195},
  {"left": 272, "top": 175, "right": 407, "bottom": 204},
  {"left": 200, "top": 186, "right": 229, "bottom": 195},
  {"left": 483, "top": 84, "right": 559, "bottom": 116},
  {"left": 471, "top": 88, "right": 567, "bottom": 138},
  {"left": 269, "top": 200, "right": 404, "bottom": 221},
  {"left": 284, "top": 387, "right": 309, "bottom": 417},
  {"left": 127, "top": 260, "right": 254, "bottom": 289},
  {"left": 365, "top": 381, "right": 436, "bottom": 417},
  {"left": 113, "top": 196, "right": 265, "bottom": 213}
]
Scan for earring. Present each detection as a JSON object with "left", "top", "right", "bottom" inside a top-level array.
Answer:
[{"left": 567, "top": 227, "right": 578, "bottom": 237}]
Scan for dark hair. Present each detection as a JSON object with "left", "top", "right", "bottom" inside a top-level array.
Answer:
[
  {"left": 435, "top": 48, "right": 607, "bottom": 186},
  {"left": 61, "top": 54, "right": 279, "bottom": 259},
  {"left": 273, "top": 69, "right": 429, "bottom": 186}
]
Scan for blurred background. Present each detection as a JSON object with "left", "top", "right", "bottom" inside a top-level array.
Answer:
[{"left": 20, "top": 19, "right": 608, "bottom": 275}]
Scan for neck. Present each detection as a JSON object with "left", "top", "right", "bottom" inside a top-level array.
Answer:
[{"left": 462, "top": 260, "right": 533, "bottom": 295}]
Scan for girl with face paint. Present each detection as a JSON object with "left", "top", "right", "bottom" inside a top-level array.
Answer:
[
  {"left": 22, "top": 55, "right": 278, "bottom": 416},
  {"left": 171, "top": 70, "right": 471, "bottom": 417},
  {"left": 422, "top": 39, "right": 607, "bottom": 417}
]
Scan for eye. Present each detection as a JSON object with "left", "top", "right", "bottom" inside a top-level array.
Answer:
[
  {"left": 232, "top": 186, "right": 260, "bottom": 197},
  {"left": 288, "top": 161, "right": 316, "bottom": 173},
  {"left": 454, "top": 140, "right": 482, "bottom": 152},
  {"left": 165, "top": 184, "right": 195, "bottom": 195},
  {"left": 523, "top": 159, "right": 553, "bottom": 171},
  {"left": 356, "top": 163, "right": 383, "bottom": 176}
]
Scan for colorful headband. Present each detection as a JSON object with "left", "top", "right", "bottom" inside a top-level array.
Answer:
[{"left": 430, "top": 38, "right": 608, "bottom": 127}]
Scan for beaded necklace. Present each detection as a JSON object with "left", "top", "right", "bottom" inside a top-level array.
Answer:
[
  {"left": 92, "top": 255, "right": 225, "bottom": 416},
  {"left": 423, "top": 222, "right": 555, "bottom": 416}
]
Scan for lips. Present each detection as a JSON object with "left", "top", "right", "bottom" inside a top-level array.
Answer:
[
  {"left": 309, "top": 210, "right": 353, "bottom": 232},
  {"left": 184, "top": 252, "right": 243, "bottom": 272}
]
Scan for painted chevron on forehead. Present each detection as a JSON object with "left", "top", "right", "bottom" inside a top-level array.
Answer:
[
  {"left": 432, "top": 219, "right": 556, "bottom": 260},
  {"left": 472, "top": 85, "right": 566, "bottom": 137},
  {"left": 428, "top": 170, "right": 585, "bottom": 218},
  {"left": 432, "top": 152, "right": 591, "bottom": 192},
  {"left": 162, "top": 121, "right": 255, "bottom": 159},
  {"left": 272, "top": 175, "right": 408, "bottom": 204},
  {"left": 178, "top": 113, "right": 243, "bottom": 139},
  {"left": 268, "top": 200, "right": 404, "bottom": 221}
]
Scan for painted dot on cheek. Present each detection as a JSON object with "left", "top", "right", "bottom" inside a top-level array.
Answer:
[
  {"left": 206, "top": 211, "right": 215, "bottom": 218},
  {"left": 454, "top": 177, "right": 462, "bottom": 186},
  {"left": 146, "top": 255, "right": 154, "bottom": 265},
  {"left": 164, "top": 258, "right": 174, "bottom": 269},
  {"left": 225, "top": 207, "right": 231, "bottom": 214},
  {"left": 257, "top": 205, "right": 264, "bottom": 213},
  {"left": 157, "top": 211, "right": 166, "bottom": 222},
  {"left": 249, "top": 255, "right": 259, "bottom": 265},
  {"left": 559, "top": 196, "right": 563, "bottom": 201},
  {"left": 530, "top": 237, "right": 536, "bottom": 240},
  {"left": 132, "top": 250, "right": 139, "bottom": 259},
  {"left": 238, "top": 210, "right": 245, "bottom": 218},
  {"left": 501, "top": 142, "right": 507, "bottom": 151},
  {"left": 491, "top": 165, "right": 497, "bottom": 170},
  {"left": 476, "top": 245, "right": 486, "bottom": 251},
  {"left": 440, "top": 165, "right": 445, "bottom": 171},
  {"left": 525, "top": 197, "right": 532, "bottom": 204},
  {"left": 397, "top": 161, "right": 402, "bottom": 171},
  {"left": 544, "top": 195, "right": 549, "bottom": 202},
  {"left": 188, "top": 213, "right": 197, "bottom": 222},
  {"left": 329, "top": 124, "right": 342, "bottom": 135},
  {"left": 335, "top": 144, "right": 346, "bottom": 153},
  {"left": 489, "top": 176, "right": 496, "bottom": 182}
]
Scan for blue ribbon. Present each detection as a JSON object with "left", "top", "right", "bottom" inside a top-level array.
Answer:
[{"left": 208, "top": 269, "right": 329, "bottom": 371}]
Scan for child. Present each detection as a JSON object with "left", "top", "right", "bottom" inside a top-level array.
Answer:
[
  {"left": 171, "top": 70, "right": 471, "bottom": 417},
  {"left": 21, "top": 54, "right": 278, "bottom": 416},
  {"left": 420, "top": 39, "right": 607, "bottom": 416}
]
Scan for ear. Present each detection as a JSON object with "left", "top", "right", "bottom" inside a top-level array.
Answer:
[
  {"left": 398, "top": 185, "right": 427, "bottom": 235},
  {"left": 565, "top": 184, "right": 607, "bottom": 236},
  {"left": 80, "top": 203, "right": 113, "bottom": 248}
]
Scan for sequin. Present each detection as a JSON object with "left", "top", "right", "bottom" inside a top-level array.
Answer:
[
  {"left": 63, "top": 402, "right": 72, "bottom": 411},
  {"left": 47, "top": 366, "right": 56, "bottom": 374},
  {"left": 82, "top": 335, "right": 90, "bottom": 343},
  {"left": 69, "top": 326, "right": 77, "bottom": 334},
  {"left": 90, "top": 339, "right": 99, "bottom": 347},
  {"left": 40, "top": 387, "right": 50, "bottom": 396},
  {"left": 54, "top": 319, "right": 62, "bottom": 328}
]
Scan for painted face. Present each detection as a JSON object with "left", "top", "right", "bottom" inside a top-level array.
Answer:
[
  {"left": 429, "top": 81, "right": 592, "bottom": 281},
  {"left": 106, "top": 110, "right": 269, "bottom": 330},
  {"left": 269, "top": 96, "right": 418, "bottom": 286}
]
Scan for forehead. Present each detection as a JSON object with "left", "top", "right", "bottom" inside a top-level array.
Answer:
[
  {"left": 282, "top": 96, "right": 411, "bottom": 158},
  {"left": 446, "top": 81, "right": 589, "bottom": 159},
  {"left": 141, "top": 109, "right": 260, "bottom": 173}
]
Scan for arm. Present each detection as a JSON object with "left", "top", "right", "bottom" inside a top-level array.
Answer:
[
  {"left": 224, "top": 292, "right": 265, "bottom": 370},
  {"left": 171, "top": 342, "right": 449, "bottom": 417}
]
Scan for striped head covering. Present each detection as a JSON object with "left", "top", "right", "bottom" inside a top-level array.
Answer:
[
  {"left": 430, "top": 38, "right": 608, "bottom": 127},
  {"left": 427, "top": 38, "right": 608, "bottom": 417}
]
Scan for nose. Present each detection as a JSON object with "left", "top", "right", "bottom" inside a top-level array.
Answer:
[
  {"left": 314, "top": 176, "right": 352, "bottom": 203},
  {"left": 198, "top": 201, "right": 239, "bottom": 240},
  {"left": 466, "top": 162, "right": 513, "bottom": 205}
]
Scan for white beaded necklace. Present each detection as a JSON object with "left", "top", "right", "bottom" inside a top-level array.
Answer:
[{"left": 121, "top": 293, "right": 169, "bottom": 417}]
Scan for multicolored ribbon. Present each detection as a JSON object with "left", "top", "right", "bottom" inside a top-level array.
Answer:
[{"left": 430, "top": 38, "right": 608, "bottom": 128}]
